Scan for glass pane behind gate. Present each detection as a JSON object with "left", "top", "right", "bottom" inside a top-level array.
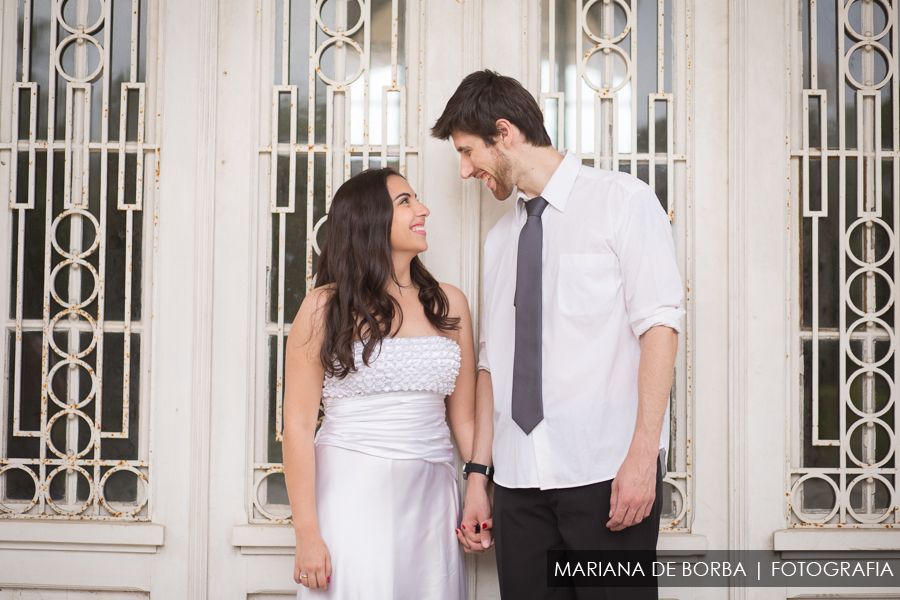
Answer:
[
  {"left": 254, "top": 0, "right": 692, "bottom": 531},
  {"left": 0, "top": 0, "right": 158, "bottom": 520},
  {"left": 793, "top": 0, "right": 900, "bottom": 527},
  {"left": 539, "top": 0, "right": 690, "bottom": 532},
  {"left": 253, "top": 0, "right": 416, "bottom": 523}
]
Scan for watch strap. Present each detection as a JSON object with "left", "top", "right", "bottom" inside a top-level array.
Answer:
[{"left": 463, "top": 461, "right": 493, "bottom": 481}]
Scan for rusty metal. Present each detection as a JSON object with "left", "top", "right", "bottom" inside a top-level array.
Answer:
[
  {"left": 253, "top": 0, "right": 421, "bottom": 523},
  {"left": 540, "top": 0, "right": 691, "bottom": 532},
  {"left": 790, "top": 0, "right": 900, "bottom": 527},
  {"left": 0, "top": 0, "right": 158, "bottom": 520}
]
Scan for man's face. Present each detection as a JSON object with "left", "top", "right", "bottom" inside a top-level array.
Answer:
[{"left": 450, "top": 131, "right": 515, "bottom": 200}]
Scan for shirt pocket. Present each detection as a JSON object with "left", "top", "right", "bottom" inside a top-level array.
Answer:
[{"left": 556, "top": 253, "right": 621, "bottom": 316}]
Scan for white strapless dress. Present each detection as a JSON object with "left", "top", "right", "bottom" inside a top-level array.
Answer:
[{"left": 297, "top": 336, "right": 466, "bottom": 600}]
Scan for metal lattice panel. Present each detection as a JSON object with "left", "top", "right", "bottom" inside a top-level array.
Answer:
[
  {"left": 540, "top": 0, "right": 692, "bottom": 531},
  {"left": 0, "top": 0, "right": 158, "bottom": 520},
  {"left": 251, "top": 0, "right": 422, "bottom": 523},
  {"left": 791, "top": 0, "right": 899, "bottom": 527}
]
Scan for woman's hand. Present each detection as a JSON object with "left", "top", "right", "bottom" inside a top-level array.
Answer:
[
  {"left": 294, "top": 531, "right": 332, "bottom": 590},
  {"left": 458, "top": 477, "right": 494, "bottom": 553}
]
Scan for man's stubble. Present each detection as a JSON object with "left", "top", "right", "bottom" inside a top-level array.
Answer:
[{"left": 490, "top": 144, "right": 516, "bottom": 201}]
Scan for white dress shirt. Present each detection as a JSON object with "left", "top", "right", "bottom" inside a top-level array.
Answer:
[{"left": 478, "top": 150, "right": 685, "bottom": 490}]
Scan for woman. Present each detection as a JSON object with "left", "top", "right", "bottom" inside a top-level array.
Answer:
[{"left": 283, "top": 168, "right": 476, "bottom": 599}]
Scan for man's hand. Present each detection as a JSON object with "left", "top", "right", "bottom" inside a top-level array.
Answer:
[
  {"left": 606, "top": 325, "right": 675, "bottom": 531},
  {"left": 607, "top": 451, "right": 657, "bottom": 531},
  {"left": 457, "top": 476, "right": 493, "bottom": 553}
]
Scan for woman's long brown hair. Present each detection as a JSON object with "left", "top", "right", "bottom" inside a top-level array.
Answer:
[{"left": 314, "top": 168, "right": 460, "bottom": 378}]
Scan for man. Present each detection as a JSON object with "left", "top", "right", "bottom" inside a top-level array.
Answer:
[{"left": 431, "top": 70, "right": 684, "bottom": 600}]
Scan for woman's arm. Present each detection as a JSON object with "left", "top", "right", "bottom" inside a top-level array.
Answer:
[
  {"left": 460, "top": 369, "right": 495, "bottom": 552},
  {"left": 443, "top": 283, "right": 493, "bottom": 553},
  {"left": 440, "top": 283, "right": 476, "bottom": 464},
  {"left": 283, "top": 288, "right": 331, "bottom": 591}
]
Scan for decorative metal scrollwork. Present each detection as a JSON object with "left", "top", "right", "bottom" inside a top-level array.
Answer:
[
  {"left": 253, "top": 0, "right": 421, "bottom": 523},
  {"left": 1, "top": 0, "right": 158, "bottom": 520},
  {"left": 540, "top": 0, "right": 691, "bottom": 531},
  {"left": 792, "top": 0, "right": 899, "bottom": 527}
]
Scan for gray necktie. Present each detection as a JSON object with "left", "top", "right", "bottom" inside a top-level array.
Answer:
[{"left": 512, "top": 196, "right": 549, "bottom": 434}]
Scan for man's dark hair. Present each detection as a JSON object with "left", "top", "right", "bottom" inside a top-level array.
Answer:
[{"left": 431, "top": 70, "right": 552, "bottom": 147}]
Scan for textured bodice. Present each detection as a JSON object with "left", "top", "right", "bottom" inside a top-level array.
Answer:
[
  {"left": 316, "top": 336, "right": 461, "bottom": 465},
  {"left": 322, "top": 336, "right": 461, "bottom": 399}
]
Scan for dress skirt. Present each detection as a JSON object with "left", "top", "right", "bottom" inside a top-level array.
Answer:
[{"left": 296, "top": 443, "right": 466, "bottom": 599}]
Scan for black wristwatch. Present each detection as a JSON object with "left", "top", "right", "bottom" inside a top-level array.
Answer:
[{"left": 462, "top": 461, "right": 493, "bottom": 481}]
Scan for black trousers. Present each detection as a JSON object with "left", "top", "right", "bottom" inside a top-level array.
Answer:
[{"left": 493, "top": 465, "right": 663, "bottom": 600}]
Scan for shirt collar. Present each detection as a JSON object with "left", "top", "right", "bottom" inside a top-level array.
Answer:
[{"left": 516, "top": 150, "right": 579, "bottom": 220}]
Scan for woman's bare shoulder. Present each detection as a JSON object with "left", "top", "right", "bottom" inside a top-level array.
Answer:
[
  {"left": 438, "top": 282, "right": 470, "bottom": 316},
  {"left": 291, "top": 285, "right": 334, "bottom": 334}
]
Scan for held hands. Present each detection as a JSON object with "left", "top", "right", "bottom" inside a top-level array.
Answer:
[
  {"left": 456, "top": 476, "right": 494, "bottom": 553},
  {"left": 294, "top": 530, "right": 332, "bottom": 590},
  {"left": 607, "top": 451, "right": 658, "bottom": 531}
]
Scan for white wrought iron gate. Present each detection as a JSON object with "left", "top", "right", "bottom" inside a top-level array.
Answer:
[
  {"left": 208, "top": 0, "right": 709, "bottom": 597},
  {"left": 0, "top": 0, "right": 723, "bottom": 598},
  {"left": 222, "top": 1, "right": 701, "bottom": 598},
  {"left": 8, "top": 1, "right": 895, "bottom": 600},
  {"left": 0, "top": 0, "right": 713, "bottom": 598},
  {"left": 0, "top": 0, "right": 217, "bottom": 596}
]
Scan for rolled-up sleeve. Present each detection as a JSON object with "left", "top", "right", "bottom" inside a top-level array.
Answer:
[{"left": 615, "top": 188, "right": 685, "bottom": 338}]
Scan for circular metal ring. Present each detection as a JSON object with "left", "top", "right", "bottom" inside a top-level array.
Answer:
[
  {"left": 790, "top": 473, "right": 841, "bottom": 524},
  {"left": 46, "top": 358, "right": 98, "bottom": 410},
  {"left": 843, "top": 0, "right": 893, "bottom": 42},
  {"left": 0, "top": 465, "right": 40, "bottom": 514},
  {"left": 45, "top": 464, "right": 94, "bottom": 515},
  {"left": 49, "top": 258, "right": 101, "bottom": 311},
  {"left": 845, "top": 366, "right": 895, "bottom": 419},
  {"left": 57, "top": 0, "right": 107, "bottom": 34},
  {"left": 845, "top": 417, "right": 895, "bottom": 468},
  {"left": 845, "top": 217, "right": 894, "bottom": 269},
  {"left": 51, "top": 208, "right": 101, "bottom": 260},
  {"left": 314, "top": 0, "right": 365, "bottom": 37},
  {"left": 311, "top": 215, "right": 329, "bottom": 255},
  {"left": 845, "top": 473, "right": 896, "bottom": 523},
  {"left": 313, "top": 36, "right": 365, "bottom": 87},
  {"left": 55, "top": 34, "right": 105, "bottom": 83},
  {"left": 581, "top": 0, "right": 633, "bottom": 44},
  {"left": 843, "top": 40, "right": 893, "bottom": 90},
  {"left": 252, "top": 467, "right": 292, "bottom": 522},
  {"left": 45, "top": 409, "right": 97, "bottom": 460},
  {"left": 661, "top": 477, "right": 688, "bottom": 528},
  {"left": 581, "top": 43, "right": 632, "bottom": 93},
  {"left": 47, "top": 308, "right": 99, "bottom": 359},
  {"left": 844, "top": 266, "right": 894, "bottom": 318},
  {"left": 99, "top": 465, "right": 149, "bottom": 517},
  {"left": 845, "top": 316, "right": 894, "bottom": 368}
]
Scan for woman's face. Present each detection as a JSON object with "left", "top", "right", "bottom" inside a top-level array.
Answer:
[{"left": 387, "top": 175, "right": 429, "bottom": 256}]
